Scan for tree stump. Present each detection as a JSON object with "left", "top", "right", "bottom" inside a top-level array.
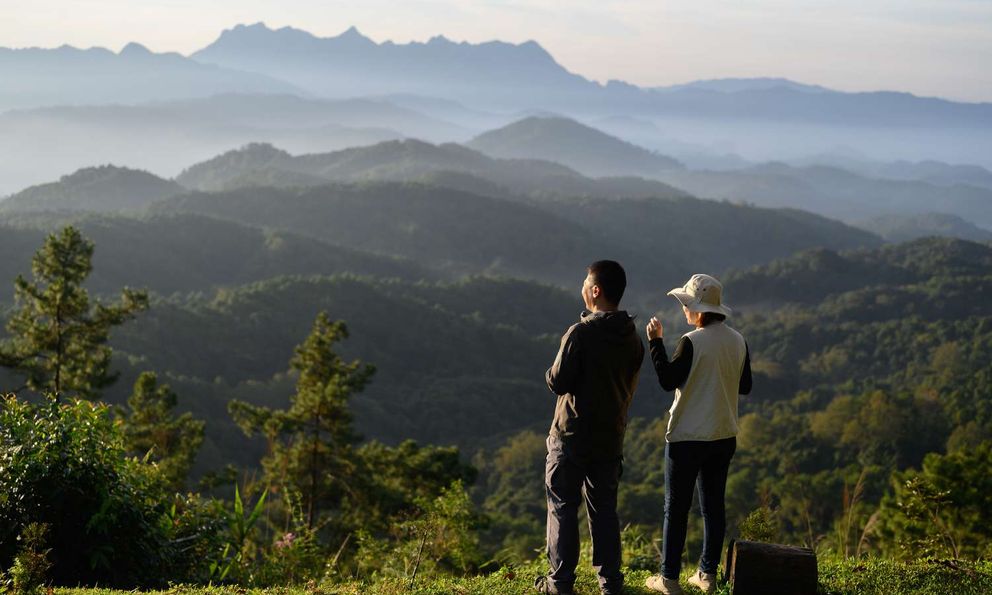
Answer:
[{"left": 724, "top": 539, "right": 818, "bottom": 595}]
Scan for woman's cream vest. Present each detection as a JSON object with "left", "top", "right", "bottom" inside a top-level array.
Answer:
[{"left": 666, "top": 322, "right": 747, "bottom": 442}]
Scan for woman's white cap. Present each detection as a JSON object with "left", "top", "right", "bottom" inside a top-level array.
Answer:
[{"left": 667, "top": 273, "right": 732, "bottom": 316}]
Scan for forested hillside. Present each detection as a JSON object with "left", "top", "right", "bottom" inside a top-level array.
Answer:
[
  {"left": 0, "top": 150, "right": 984, "bottom": 594},
  {"left": 0, "top": 212, "right": 430, "bottom": 298},
  {"left": 148, "top": 176, "right": 879, "bottom": 290}
]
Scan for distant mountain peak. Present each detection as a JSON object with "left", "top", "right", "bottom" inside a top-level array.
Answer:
[
  {"left": 339, "top": 25, "right": 365, "bottom": 38},
  {"left": 233, "top": 22, "right": 272, "bottom": 32},
  {"left": 468, "top": 115, "right": 684, "bottom": 177},
  {"left": 239, "top": 142, "right": 292, "bottom": 158},
  {"left": 654, "top": 77, "right": 832, "bottom": 95},
  {"left": 59, "top": 163, "right": 138, "bottom": 181},
  {"left": 333, "top": 25, "right": 375, "bottom": 46},
  {"left": 221, "top": 22, "right": 315, "bottom": 41},
  {"left": 203, "top": 22, "right": 383, "bottom": 54},
  {"left": 119, "top": 42, "right": 152, "bottom": 56},
  {"left": 196, "top": 142, "right": 294, "bottom": 165}
]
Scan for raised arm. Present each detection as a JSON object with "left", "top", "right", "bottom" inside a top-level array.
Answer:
[{"left": 648, "top": 336, "right": 693, "bottom": 392}]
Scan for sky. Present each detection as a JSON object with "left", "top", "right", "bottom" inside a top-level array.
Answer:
[{"left": 2, "top": 0, "right": 991, "bottom": 102}]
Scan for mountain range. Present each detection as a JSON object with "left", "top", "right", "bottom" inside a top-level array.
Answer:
[
  {"left": 0, "top": 137, "right": 880, "bottom": 298},
  {"left": 2, "top": 22, "right": 989, "bottom": 130},
  {"left": 2, "top": 22, "right": 991, "bottom": 186},
  {"left": 4, "top": 109, "right": 990, "bottom": 239},
  {"left": 0, "top": 42, "right": 298, "bottom": 111},
  {"left": 186, "top": 23, "right": 992, "bottom": 128}
]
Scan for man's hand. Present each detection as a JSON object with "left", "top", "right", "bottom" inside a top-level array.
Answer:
[{"left": 646, "top": 317, "right": 664, "bottom": 340}]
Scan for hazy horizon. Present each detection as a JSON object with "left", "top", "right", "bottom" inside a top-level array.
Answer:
[{"left": 3, "top": 0, "right": 991, "bottom": 103}]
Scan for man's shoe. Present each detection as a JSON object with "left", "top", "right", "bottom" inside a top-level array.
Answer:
[
  {"left": 534, "top": 575, "right": 575, "bottom": 595},
  {"left": 687, "top": 569, "right": 717, "bottom": 594},
  {"left": 644, "top": 574, "right": 685, "bottom": 595}
]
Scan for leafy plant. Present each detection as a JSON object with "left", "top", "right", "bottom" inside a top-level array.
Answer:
[
  {"left": 875, "top": 444, "right": 992, "bottom": 560},
  {"left": 353, "top": 480, "right": 482, "bottom": 584},
  {"left": 0, "top": 394, "right": 217, "bottom": 587},
  {"left": 2, "top": 523, "right": 51, "bottom": 595},
  {"left": 738, "top": 506, "right": 780, "bottom": 543},
  {"left": 209, "top": 484, "right": 267, "bottom": 583}
]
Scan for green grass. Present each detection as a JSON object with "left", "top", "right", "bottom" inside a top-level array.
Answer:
[
  {"left": 818, "top": 557, "right": 992, "bottom": 595},
  {"left": 55, "top": 558, "right": 992, "bottom": 595}
]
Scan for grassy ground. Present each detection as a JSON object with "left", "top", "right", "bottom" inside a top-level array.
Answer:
[{"left": 58, "top": 558, "right": 992, "bottom": 595}]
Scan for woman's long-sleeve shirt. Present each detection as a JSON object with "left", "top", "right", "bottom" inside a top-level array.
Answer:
[{"left": 649, "top": 336, "right": 752, "bottom": 394}]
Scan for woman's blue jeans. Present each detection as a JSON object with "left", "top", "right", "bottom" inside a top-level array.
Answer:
[{"left": 661, "top": 436, "right": 736, "bottom": 579}]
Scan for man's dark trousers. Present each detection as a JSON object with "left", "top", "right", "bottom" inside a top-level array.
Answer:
[{"left": 545, "top": 435, "right": 624, "bottom": 594}]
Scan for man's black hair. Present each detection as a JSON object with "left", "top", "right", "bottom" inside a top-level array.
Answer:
[
  {"left": 587, "top": 260, "right": 626, "bottom": 305},
  {"left": 700, "top": 312, "right": 727, "bottom": 326}
]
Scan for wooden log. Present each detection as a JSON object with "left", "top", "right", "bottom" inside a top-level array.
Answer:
[{"left": 724, "top": 539, "right": 818, "bottom": 595}]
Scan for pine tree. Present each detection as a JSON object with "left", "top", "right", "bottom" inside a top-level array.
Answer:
[
  {"left": 123, "top": 371, "right": 205, "bottom": 492},
  {"left": 0, "top": 226, "right": 148, "bottom": 401},
  {"left": 229, "top": 312, "right": 375, "bottom": 529}
]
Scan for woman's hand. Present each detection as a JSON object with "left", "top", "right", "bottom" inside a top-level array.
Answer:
[{"left": 646, "top": 317, "right": 664, "bottom": 341}]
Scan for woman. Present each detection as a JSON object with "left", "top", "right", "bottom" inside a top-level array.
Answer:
[{"left": 643, "top": 274, "right": 752, "bottom": 595}]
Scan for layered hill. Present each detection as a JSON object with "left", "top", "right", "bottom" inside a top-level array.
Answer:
[
  {"left": 173, "top": 140, "right": 690, "bottom": 199},
  {"left": 148, "top": 181, "right": 663, "bottom": 285},
  {"left": 149, "top": 178, "right": 880, "bottom": 293},
  {"left": 467, "top": 116, "right": 683, "bottom": 178},
  {"left": 0, "top": 165, "right": 183, "bottom": 213},
  {"left": 538, "top": 195, "right": 881, "bottom": 275},
  {"left": 793, "top": 155, "right": 992, "bottom": 191},
  {"left": 656, "top": 163, "right": 992, "bottom": 229},
  {"left": 458, "top": 119, "right": 992, "bottom": 229},
  {"left": 0, "top": 212, "right": 429, "bottom": 301},
  {"left": 857, "top": 212, "right": 992, "bottom": 243},
  {"left": 0, "top": 94, "right": 457, "bottom": 196},
  {"left": 726, "top": 237, "right": 992, "bottom": 309}
]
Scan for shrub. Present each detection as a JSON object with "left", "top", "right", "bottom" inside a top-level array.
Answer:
[
  {"left": 0, "top": 394, "right": 222, "bottom": 587},
  {"left": 2, "top": 523, "right": 51, "bottom": 595},
  {"left": 738, "top": 506, "right": 780, "bottom": 543}
]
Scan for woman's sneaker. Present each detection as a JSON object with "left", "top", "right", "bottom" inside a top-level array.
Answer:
[
  {"left": 644, "top": 575, "right": 685, "bottom": 594},
  {"left": 687, "top": 569, "right": 717, "bottom": 594}
]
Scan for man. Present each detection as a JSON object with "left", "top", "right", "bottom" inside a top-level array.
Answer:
[{"left": 536, "top": 260, "right": 645, "bottom": 595}]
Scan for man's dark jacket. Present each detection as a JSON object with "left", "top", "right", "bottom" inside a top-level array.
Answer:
[{"left": 546, "top": 310, "right": 645, "bottom": 461}]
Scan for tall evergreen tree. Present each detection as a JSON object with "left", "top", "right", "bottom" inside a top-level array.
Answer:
[
  {"left": 0, "top": 226, "right": 148, "bottom": 401},
  {"left": 123, "top": 371, "right": 205, "bottom": 492},
  {"left": 229, "top": 312, "right": 375, "bottom": 529}
]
